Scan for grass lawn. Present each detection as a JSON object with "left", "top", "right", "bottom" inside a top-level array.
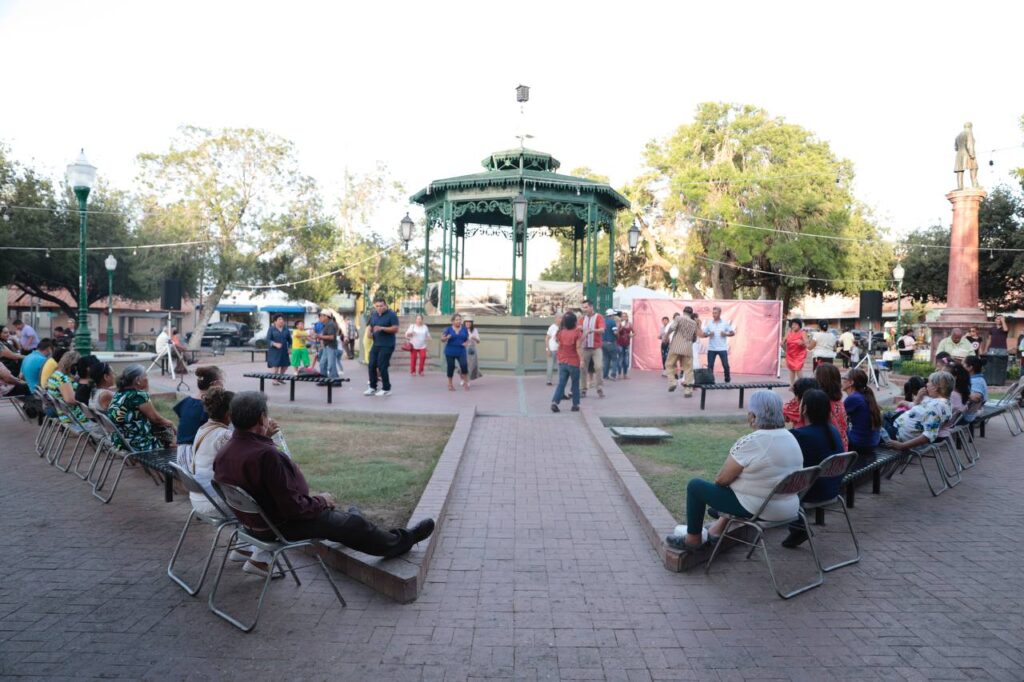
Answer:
[
  {"left": 617, "top": 420, "right": 750, "bottom": 523},
  {"left": 153, "top": 395, "right": 454, "bottom": 529}
]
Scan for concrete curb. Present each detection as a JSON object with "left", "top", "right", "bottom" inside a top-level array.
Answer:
[{"left": 310, "top": 406, "right": 476, "bottom": 602}]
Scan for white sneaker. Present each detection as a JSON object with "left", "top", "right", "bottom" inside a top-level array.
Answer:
[
  {"left": 363, "top": 387, "right": 377, "bottom": 396},
  {"left": 228, "top": 549, "right": 252, "bottom": 563},
  {"left": 376, "top": 389, "right": 390, "bottom": 396},
  {"left": 242, "top": 560, "right": 284, "bottom": 579}
]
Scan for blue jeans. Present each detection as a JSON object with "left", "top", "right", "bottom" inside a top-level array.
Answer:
[
  {"left": 552, "top": 363, "right": 580, "bottom": 407},
  {"left": 618, "top": 345, "right": 630, "bottom": 376},
  {"left": 368, "top": 345, "right": 394, "bottom": 391},
  {"left": 685, "top": 479, "right": 751, "bottom": 533},
  {"left": 602, "top": 341, "right": 618, "bottom": 378},
  {"left": 320, "top": 345, "right": 340, "bottom": 380},
  {"left": 707, "top": 350, "right": 731, "bottom": 382}
]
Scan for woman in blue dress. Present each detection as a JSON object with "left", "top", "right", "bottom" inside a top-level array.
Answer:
[
  {"left": 266, "top": 315, "right": 292, "bottom": 384},
  {"left": 441, "top": 313, "right": 470, "bottom": 391}
]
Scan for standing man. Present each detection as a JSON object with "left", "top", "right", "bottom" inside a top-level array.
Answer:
[
  {"left": 365, "top": 296, "right": 400, "bottom": 397},
  {"left": 665, "top": 306, "right": 704, "bottom": 397},
  {"left": 579, "top": 299, "right": 605, "bottom": 398},
  {"left": 13, "top": 319, "right": 39, "bottom": 353},
  {"left": 837, "top": 327, "right": 856, "bottom": 368},
  {"left": 658, "top": 315, "right": 671, "bottom": 376},
  {"left": 316, "top": 311, "right": 340, "bottom": 386},
  {"left": 602, "top": 308, "right": 619, "bottom": 381},
  {"left": 702, "top": 306, "right": 735, "bottom": 383},
  {"left": 345, "top": 316, "right": 358, "bottom": 360}
]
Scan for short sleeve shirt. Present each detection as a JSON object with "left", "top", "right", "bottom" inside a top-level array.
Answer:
[
  {"left": 369, "top": 310, "right": 400, "bottom": 347},
  {"left": 291, "top": 328, "right": 309, "bottom": 351},
  {"left": 895, "top": 397, "right": 952, "bottom": 443},
  {"left": 321, "top": 320, "right": 338, "bottom": 348},
  {"left": 546, "top": 324, "right": 560, "bottom": 352},
  {"left": 727, "top": 429, "right": 804, "bottom": 521},
  {"left": 703, "top": 319, "right": 734, "bottom": 352},
  {"left": 556, "top": 328, "right": 583, "bottom": 366},
  {"left": 811, "top": 331, "right": 836, "bottom": 358}
]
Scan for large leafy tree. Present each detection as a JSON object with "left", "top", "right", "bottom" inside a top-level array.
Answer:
[
  {"left": 901, "top": 185, "right": 1024, "bottom": 310},
  {"left": 0, "top": 144, "right": 195, "bottom": 319},
  {"left": 137, "top": 126, "right": 329, "bottom": 349},
  {"left": 642, "top": 103, "right": 892, "bottom": 311}
]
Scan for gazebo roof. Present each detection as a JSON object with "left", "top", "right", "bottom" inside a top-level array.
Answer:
[{"left": 410, "top": 148, "right": 630, "bottom": 211}]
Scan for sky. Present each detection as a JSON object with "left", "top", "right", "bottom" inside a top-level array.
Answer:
[{"left": 2, "top": 0, "right": 1024, "bottom": 282}]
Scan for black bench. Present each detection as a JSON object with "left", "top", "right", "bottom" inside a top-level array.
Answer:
[
  {"left": 835, "top": 447, "right": 909, "bottom": 514},
  {"left": 244, "top": 372, "right": 350, "bottom": 404},
  {"left": 228, "top": 348, "right": 269, "bottom": 363},
  {"left": 132, "top": 449, "right": 178, "bottom": 503},
  {"left": 682, "top": 381, "right": 789, "bottom": 410}
]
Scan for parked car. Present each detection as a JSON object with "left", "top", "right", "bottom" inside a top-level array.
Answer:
[
  {"left": 186, "top": 321, "right": 252, "bottom": 347},
  {"left": 850, "top": 330, "right": 888, "bottom": 353}
]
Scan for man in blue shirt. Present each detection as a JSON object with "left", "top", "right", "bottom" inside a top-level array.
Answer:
[
  {"left": 364, "top": 297, "right": 400, "bottom": 396},
  {"left": 602, "top": 309, "right": 619, "bottom": 381},
  {"left": 20, "top": 339, "right": 52, "bottom": 392}
]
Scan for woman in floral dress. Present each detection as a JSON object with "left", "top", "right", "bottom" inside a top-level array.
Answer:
[{"left": 107, "top": 364, "right": 176, "bottom": 451}]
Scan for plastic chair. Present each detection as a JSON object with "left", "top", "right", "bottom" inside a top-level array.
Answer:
[
  {"left": 208, "top": 481, "right": 346, "bottom": 632},
  {"left": 705, "top": 466, "right": 824, "bottom": 599},
  {"left": 166, "top": 462, "right": 238, "bottom": 596},
  {"left": 801, "top": 452, "right": 860, "bottom": 572}
]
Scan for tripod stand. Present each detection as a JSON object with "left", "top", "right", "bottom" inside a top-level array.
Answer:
[
  {"left": 853, "top": 329, "right": 884, "bottom": 389},
  {"left": 146, "top": 312, "right": 190, "bottom": 392}
]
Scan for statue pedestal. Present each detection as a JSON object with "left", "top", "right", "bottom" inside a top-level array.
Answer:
[{"left": 931, "top": 188, "right": 988, "bottom": 356}]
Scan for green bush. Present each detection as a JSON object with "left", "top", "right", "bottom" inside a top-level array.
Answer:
[
  {"left": 1008, "top": 365, "right": 1021, "bottom": 381},
  {"left": 893, "top": 359, "right": 935, "bottom": 377}
]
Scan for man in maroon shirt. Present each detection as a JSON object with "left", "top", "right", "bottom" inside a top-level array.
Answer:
[{"left": 214, "top": 392, "right": 434, "bottom": 558}]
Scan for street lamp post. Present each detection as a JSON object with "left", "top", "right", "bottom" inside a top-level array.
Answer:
[
  {"left": 669, "top": 265, "right": 679, "bottom": 296},
  {"left": 399, "top": 212, "right": 414, "bottom": 251},
  {"left": 105, "top": 254, "right": 117, "bottom": 351},
  {"left": 66, "top": 150, "right": 97, "bottom": 355},
  {"left": 893, "top": 263, "right": 905, "bottom": 337},
  {"left": 627, "top": 221, "right": 640, "bottom": 253}
]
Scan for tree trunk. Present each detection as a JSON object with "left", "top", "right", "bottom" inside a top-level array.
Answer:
[{"left": 188, "top": 277, "right": 229, "bottom": 350}]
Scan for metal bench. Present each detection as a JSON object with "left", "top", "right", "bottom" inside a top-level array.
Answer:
[
  {"left": 243, "top": 372, "right": 350, "bottom": 404},
  {"left": 837, "top": 448, "right": 909, "bottom": 513},
  {"left": 682, "top": 381, "right": 790, "bottom": 410},
  {"left": 228, "top": 348, "right": 269, "bottom": 363}
]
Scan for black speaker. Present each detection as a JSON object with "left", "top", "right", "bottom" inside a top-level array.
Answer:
[
  {"left": 859, "top": 290, "right": 883, "bottom": 323},
  {"left": 161, "top": 279, "right": 182, "bottom": 311}
]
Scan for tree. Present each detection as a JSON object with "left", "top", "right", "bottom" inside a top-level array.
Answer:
[
  {"left": 137, "top": 126, "right": 326, "bottom": 349},
  {"left": 641, "top": 103, "right": 893, "bottom": 311},
  {"left": 0, "top": 145, "right": 194, "bottom": 319}
]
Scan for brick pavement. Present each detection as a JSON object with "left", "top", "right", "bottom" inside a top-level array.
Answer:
[{"left": 2, "top": 403, "right": 1023, "bottom": 680}]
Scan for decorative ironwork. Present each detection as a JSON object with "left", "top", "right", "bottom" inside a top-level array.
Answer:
[{"left": 451, "top": 200, "right": 513, "bottom": 220}]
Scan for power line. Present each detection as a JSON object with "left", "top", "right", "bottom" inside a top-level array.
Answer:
[
  {"left": 691, "top": 253, "right": 890, "bottom": 286},
  {"left": 239, "top": 242, "right": 401, "bottom": 289}
]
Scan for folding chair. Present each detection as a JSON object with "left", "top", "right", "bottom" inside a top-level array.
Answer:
[
  {"left": 208, "top": 482, "right": 346, "bottom": 632},
  {"left": 75, "top": 404, "right": 114, "bottom": 482},
  {"left": 166, "top": 463, "right": 239, "bottom": 596},
  {"left": 38, "top": 392, "right": 79, "bottom": 465},
  {"left": 35, "top": 389, "right": 63, "bottom": 459},
  {"left": 49, "top": 398, "right": 98, "bottom": 473},
  {"left": 951, "top": 401, "right": 983, "bottom": 469},
  {"left": 0, "top": 394, "right": 31, "bottom": 421},
  {"left": 801, "top": 452, "right": 860, "bottom": 572},
  {"left": 705, "top": 466, "right": 824, "bottom": 599},
  {"left": 90, "top": 411, "right": 175, "bottom": 504}
]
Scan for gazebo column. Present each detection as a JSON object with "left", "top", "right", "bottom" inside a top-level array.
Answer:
[
  {"left": 440, "top": 201, "right": 454, "bottom": 315},
  {"left": 607, "top": 217, "right": 615, "bottom": 288},
  {"left": 422, "top": 220, "right": 431, "bottom": 304}
]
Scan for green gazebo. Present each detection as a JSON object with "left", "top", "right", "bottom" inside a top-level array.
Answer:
[{"left": 410, "top": 147, "right": 631, "bottom": 316}]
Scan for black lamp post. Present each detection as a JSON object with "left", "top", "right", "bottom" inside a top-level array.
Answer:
[{"left": 66, "top": 150, "right": 97, "bottom": 355}]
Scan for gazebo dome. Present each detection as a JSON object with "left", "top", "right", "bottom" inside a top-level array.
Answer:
[{"left": 482, "top": 148, "right": 561, "bottom": 172}]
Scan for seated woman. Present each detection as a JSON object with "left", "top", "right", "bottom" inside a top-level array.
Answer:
[
  {"left": 189, "top": 387, "right": 236, "bottom": 515},
  {"left": 885, "top": 371, "right": 954, "bottom": 451},
  {"left": 781, "top": 389, "right": 846, "bottom": 548},
  {"left": 0, "top": 361, "right": 29, "bottom": 397},
  {"left": 173, "top": 366, "right": 223, "bottom": 470},
  {"left": 842, "top": 368, "right": 881, "bottom": 466},
  {"left": 783, "top": 378, "right": 819, "bottom": 427},
  {"left": 46, "top": 350, "right": 87, "bottom": 424},
  {"left": 667, "top": 391, "right": 803, "bottom": 551},
  {"left": 107, "top": 364, "right": 176, "bottom": 451},
  {"left": 74, "top": 355, "right": 99, "bottom": 405},
  {"left": 813, "top": 363, "right": 849, "bottom": 451},
  {"left": 895, "top": 376, "right": 927, "bottom": 412},
  {"left": 88, "top": 362, "right": 116, "bottom": 412}
]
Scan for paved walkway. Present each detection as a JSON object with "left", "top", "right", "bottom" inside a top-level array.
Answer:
[{"left": 2, "top": 400, "right": 1023, "bottom": 680}]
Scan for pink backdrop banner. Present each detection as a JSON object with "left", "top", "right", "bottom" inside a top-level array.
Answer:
[{"left": 630, "top": 299, "right": 783, "bottom": 376}]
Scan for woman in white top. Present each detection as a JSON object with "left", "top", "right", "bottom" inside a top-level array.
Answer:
[
  {"left": 465, "top": 317, "right": 482, "bottom": 381},
  {"left": 807, "top": 320, "right": 837, "bottom": 370},
  {"left": 88, "top": 361, "right": 116, "bottom": 412},
  {"left": 667, "top": 391, "right": 803, "bottom": 551},
  {"left": 405, "top": 314, "right": 431, "bottom": 376}
]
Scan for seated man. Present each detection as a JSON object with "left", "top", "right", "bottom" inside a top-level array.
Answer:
[
  {"left": 20, "top": 339, "right": 52, "bottom": 393},
  {"left": 214, "top": 391, "right": 434, "bottom": 559},
  {"left": 936, "top": 329, "right": 973, "bottom": 364}
]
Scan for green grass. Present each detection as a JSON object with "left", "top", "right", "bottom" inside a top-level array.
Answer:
[
  {"left": 617, "top": 420, "right": 751, "bottom": 523},
  {"left": 152, "top": 394, "right": 454, "bottom": 528}
]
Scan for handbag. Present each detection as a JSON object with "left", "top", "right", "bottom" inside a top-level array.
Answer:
[
  {"left": 693, "top": 368, "right": 715, "bottom": 385},
  {"left": 400, "top": 341, "right": 414, "bottom": 352}
]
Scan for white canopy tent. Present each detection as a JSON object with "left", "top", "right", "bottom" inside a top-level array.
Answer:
[{"left": 612, "top": 285, "right": 671, "bottom": 311}]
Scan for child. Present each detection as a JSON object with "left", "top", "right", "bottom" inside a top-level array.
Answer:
[{"left": 290, "top": 320, "right": 311, "bottom": 374}]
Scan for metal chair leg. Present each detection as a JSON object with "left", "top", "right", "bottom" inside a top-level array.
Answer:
[
  {"left": 168, "top": 511, "right": 234, "bottom": 596},
  {"left": 819, "top": 498, "right": 861, "bottom": 573},
  {"left": 314, "top": 549, "right": 347, "bottom": 608},
  {"left": 92, "top": 452, "right": 132, "bottom": 503}
]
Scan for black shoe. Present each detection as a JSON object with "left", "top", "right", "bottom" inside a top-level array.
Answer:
[
  {"left": 570, "top": 405, "right": 580, "bottom": 412},
  {"left": 383, "top": 518, "right": 436, "bottom": 559},
  {"left": 781, "top": 529, "right": 809, "bottom": 549},
  {"left": 550, "top": 403, "right": 560, "bottom": 413},
  {"left": 724, "top": 377, "right": 731, "bottom": 383}
]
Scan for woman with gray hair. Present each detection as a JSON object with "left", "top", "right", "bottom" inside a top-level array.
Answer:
[
  {"left": 107, "top": 364, "right": 176, "bottom": 451},
  {"left": 667, "top": 390, "right": 804, "bottom": 551},
  {"left": 885, "top": 371, "right": 954, "bottom": 450}
]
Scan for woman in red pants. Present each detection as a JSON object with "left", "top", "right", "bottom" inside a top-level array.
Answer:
[{"left": 404, "top": 314, "right": 431, "bottom": 375}]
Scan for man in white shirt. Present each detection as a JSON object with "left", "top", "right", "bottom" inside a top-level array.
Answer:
[
  {"left": 808, "top": 320, "right": 836, "bottom": 369},
  {"left": 156, "top": 326, "right": 171, "bottom": 355},
  {"left": 545, "top": 316, "right": 560, "bottom": 386},
  {"left": 13, "top": 320, "right": 39, "bottom": 352},
  {"left": 702, "top": 306, "right": 736, "bottom": 383},
  {"left": 837, "top": 327, "right": 856, "bottom": 368}
]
